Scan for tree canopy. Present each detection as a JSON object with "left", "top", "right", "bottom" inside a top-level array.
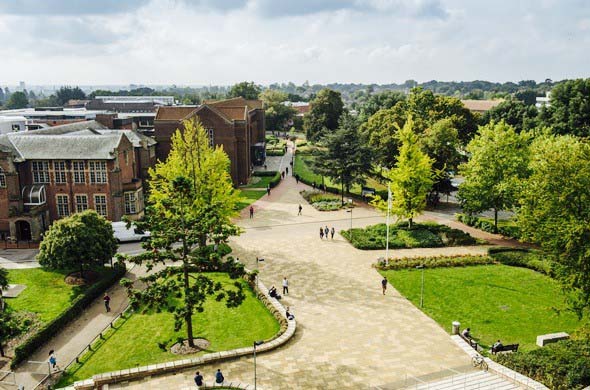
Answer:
[
  {"left": 547, "top": 78, "right": 590, "bottom": 137},
  {"left": 4, "top": 91, "right": 29, "bottom": 109},
  {"left": 122, "top": 117, "right": 244, "bottom": 348},
  {"left": 304, "top": 88, "right": 344, "bottom": 141},
  {"left": 260, "top": 89, "right": 297, "bottom": 132},
  {"left": 518, "top": 134, "right": 590, "bottom": 316},
  {"left": 54, "top": 86, "right": 87, "bottom": 105},
  {"left": 482, "top": 99, "right": 539, "bottom": 133},
  {"left": 458, "top": 121, "right": 531, "bottom": 229},
  {"left": 37, "top": 210, "right": 117, "bottom": 275},
  {"left": 228, "top": 81, "right": 261, "bottom": 100}
]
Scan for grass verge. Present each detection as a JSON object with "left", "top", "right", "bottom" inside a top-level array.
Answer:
[
  {"left": 381, "top": 265, "right": 581, "bottom": 351},
  {"left": 235, "top": 190, "right": 266, "bottom": 210}
]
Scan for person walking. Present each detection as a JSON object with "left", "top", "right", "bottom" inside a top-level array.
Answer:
[
  {"left": 282, "top": 276, "right": 289, "bottom": 295},
  {"left": 194, "top": 371, "right": 204, "bottom": 389},
  {"left": 103, "top": 293, "right": 111, "bottom": 312},
  {"left": 48, "top": 350, "right": 58, "bottom": 371},
  {"left": 249, "top": 206, "right": 254, "bottom": 219},
  {"left": 298, "top": 204, "right": 302, "bottom": 215},
  {"left": 295, "top": 174, "right": 299, "bottom": 184},
  {"left": 324, "top": 226, "right": 329, "bottom": 238},
  {"left": 382, "top": 277, "right": 388, "bottom": 295},
  {"left": 267, "top": 185, "right": 271, "bottom": 196},
  {"left": 286, "top": 166, "right": 289, "bottom": 175},
  {"left": 281, "top": 171, "right": 285, "bottom": 179},
  {"left": 319, "top": 227, "right": 324, "bottom": 240},
  {"left": 215, "top": 369, "right": 224, "bottom": 384},
  {"left": 330, "top": 227, "right": 335, "bottom": 239}
]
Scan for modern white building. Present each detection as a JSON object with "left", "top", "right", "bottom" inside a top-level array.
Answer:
[
  {"left": 0, "top": 116, "right": 26, "bottom": 134},
  {"left": 536, "top": 91, "right": 551, "bottom": 108}
]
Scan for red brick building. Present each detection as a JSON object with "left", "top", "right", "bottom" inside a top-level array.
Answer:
[
  {"left": 154, "top": 97, "right": 265, "bottom": 186},
  {"left": 0, "top": 121, "right": 154, "bottom": 241}
]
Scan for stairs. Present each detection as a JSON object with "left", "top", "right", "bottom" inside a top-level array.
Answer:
[{"left": 409, "top": 371, "right": 522, "bottom": 390}]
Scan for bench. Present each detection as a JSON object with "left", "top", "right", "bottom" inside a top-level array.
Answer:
[
  {"left": 536, "top": 332, "right": 569, "bottom": 347},
  {"left": 491, "top": 344, "right": 519, "bottom": 354},
  {"left": 459, "top": 333, "right": 480, "bottom": 351}
]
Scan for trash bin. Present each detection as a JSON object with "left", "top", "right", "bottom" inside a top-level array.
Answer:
[{"left": 452, "top": 321, "right": 461, "bottom": 335}]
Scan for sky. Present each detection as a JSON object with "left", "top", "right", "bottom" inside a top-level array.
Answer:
[{"left": 0, "top": 0, "right": 589, "bottom": 86}]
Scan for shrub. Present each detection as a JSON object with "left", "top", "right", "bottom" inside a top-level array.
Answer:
[
  {"left": 11, "top": 265, "right": 126, "bottom": 368},
  {"left": 376, "top": 255, "right": 494, "bottom": 270},
  {"left": 488, "top": 248, "right": 554, "bottom": 276},
  {"left": 266, "top": 149, "right": 285, "bottom": 156},
  {"left": 457, "top": 213, "right": 522, "bottom": 239},
  {"left": 342, "top": 222, "right": 477, "bottom": 250},
  {"left": 268, "top": 171, "right": 281, "bottom": 188},
  {"left": 495, "top": 339, "right": 590, "bottom": 390},
  {"left": 253, "top": 170, "right": 279, "bottom": 177},
  {"left": 300, "top": 190, "right": 347, "bottom": 211}
]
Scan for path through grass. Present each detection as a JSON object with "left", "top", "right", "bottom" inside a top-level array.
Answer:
[{"left": 382, "top": 265, "right": 581, "bottom": 351}]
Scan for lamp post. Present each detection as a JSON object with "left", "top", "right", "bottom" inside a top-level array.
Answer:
[
  {"left": 253, "top": 340, "right": 264, "bottom": 390},
  {"left": 416, "top": 264, "right": 425, "bottom": 308},
  {"left": 345, "top": 198, "right": 353, "bottom": 237}
]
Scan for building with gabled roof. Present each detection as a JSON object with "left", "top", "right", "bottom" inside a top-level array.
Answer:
[{"left": 154, "top": 98, "right": 265, "bottom": 186}]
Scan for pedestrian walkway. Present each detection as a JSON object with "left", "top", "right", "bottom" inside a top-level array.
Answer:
[{"left": 112, "top": 172, "right": 480, "bottom": 389}]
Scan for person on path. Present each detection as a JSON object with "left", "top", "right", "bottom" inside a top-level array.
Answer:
[
  {"left": 320, "top": 227, "right": 324, "bottom": 239},
  {"left": 48, "top": 350, "right": 58, "bottom": 371},
  {"left": 103, "top": 293, "right": 111, "bottom": 312},
  {"left": 286, "top": 306, "right": 295, "bottom": 320},
  {"left": 312, "top": 182, "right": 316, "bottom": 189},
  {"left": 324, "top": 226, "right": 329, "bottom": 238},
  {"left": 298, "top": 204, "right": 302, "bottom": 215},
  {"left": 282, "top": 277, "right": 289, "bottom": 295},
  {"left": 194, "top": 371, "right": 204, "bottom": 389},
  {"left": 249, "top": 206, "right": 254, "bottom": 219},
  {"left": 331, "top": 227, "right": 335, "bottom": 239},
  {"left": 286, "top": 167, "right": 289, "bottom": 175},
  {"left": 215, "top": 369, "right": 224, "bottom": 384},
  {"left": 295, "top": 174, "right": 299, "bottom": 184},
  {"left": 382, "top": 277, "right": 387, "bottom": 295},
  {"left": 267, "top": 185, "right": 271, "bottom": 196}
]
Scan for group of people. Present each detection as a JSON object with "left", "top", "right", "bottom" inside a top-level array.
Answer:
[
  {"left": 320, "top": 226, "right": 336, "bottom": 240},
  {"left": 194, "top": 368, "right": 224, "bottom": 388}
]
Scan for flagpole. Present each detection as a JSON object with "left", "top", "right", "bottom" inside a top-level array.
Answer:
[{"left": 385, "top": 183, "right": 391, "bottom": 266}]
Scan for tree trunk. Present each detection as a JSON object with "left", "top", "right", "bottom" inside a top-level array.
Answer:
[
  {"left": 494, "top": 209, "right": 498, "bottom": 233},
  {"left": 183, "top": 261, "right": 195, "bottom": 348},
  {"left": 0, "top": 343, "right": 4, "bottom": 357},
  {"left": 409, "top": 217, "right": 413, "bottom": 229},
  {"left": 80, "top": 262, "right": 84, "bottom": 280},
  {"left": 341, "top": 176, "right": 344, "bottom": 205}
]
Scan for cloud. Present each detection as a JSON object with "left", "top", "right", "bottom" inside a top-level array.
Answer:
[{"left": 0, "top": 0, "right": 147, "bottom": 15}]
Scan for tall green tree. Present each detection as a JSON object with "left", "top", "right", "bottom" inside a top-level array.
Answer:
[
  {"left": 304, "top": 88, "right": 344, "bottom": 141},
  {"left": 122, "top": 118, "right": 245, "bottom": 348},
  {"left": 4, "top": 91, "right": 29, "bottom": 109},
  {"left": 548, "top": 78, "right": 590, "bottom": 137},
  {"left": 260, "top": 89, "right": 297, "bottom": 132},
  {"left": 311, "top": 113, "right": 372, "bottom": 202},
  {"left": 421, "top": 118, "right": 461, "bottom": 201},
  {"left": 228, "top": 81, "right": 261, "bottom": 100},
  {"left": 54, "top": 86, "right": 86, "bottom": 105},
  {"left": 518, "top": 135, "right": 590, "bottom": 316},
  {"left": 37, "top": 210, "right": 118, "bottom": 277},
  {"left": 458, "top": 121, "right": 531, "bottom": 230},
  {"left": 373, "top": 116, "right": 434, "bottom": 228},
  {"left": 355, "top": 90, "right": 406, "bottom": 121},
  {"left": 482, "top": 99, "right": 539, "bottom": 133}
]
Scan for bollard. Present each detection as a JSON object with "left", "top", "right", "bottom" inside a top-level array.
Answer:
[{"left": 452, "top": 321, "right": 461, "bottom": 335}]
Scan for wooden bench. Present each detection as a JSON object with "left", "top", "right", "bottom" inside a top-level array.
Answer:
[
  {"left": 459, "top": 333, "right": 479, "bottom": 351},
  {"left": 491, "top": 343, "right": 519, "bottom": 354}
]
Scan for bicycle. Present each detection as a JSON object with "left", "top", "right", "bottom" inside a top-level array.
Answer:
[{"left": 472, "top": 355, "right": 488, "bottom": 371}]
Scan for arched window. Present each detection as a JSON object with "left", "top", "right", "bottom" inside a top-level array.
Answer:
[{"left": 0, "top": 167, "right": 6, "bottom": 188}]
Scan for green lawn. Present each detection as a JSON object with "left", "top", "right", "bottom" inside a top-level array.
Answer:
[
  {"left": 60, "top": 273, "right": 280, "bottom": 385},
  {"left": 294, "top": 154, "right": 386, "bottom": 197},
  {"left": 381, "top": 265, "right": 581, "bottom": 351},
  {"left": 7, "top": 268, "right": 111, "bottom": 323},
  {"left": 241, "top": 176, "right": 275, "bottom": 189},
  {"left": 235, "top": 189, "right": 266, "bottom": 210}
]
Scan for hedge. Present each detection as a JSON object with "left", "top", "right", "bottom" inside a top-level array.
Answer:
[
  {"left": 376, "top": 255, "right": 494, "bottom": 270},
  {"left": 250, "top": 171, "right": 281, "bottom": 188},
  {"left": 253, "top": 170, "right": 279, "bottom": 177},
  {"left": 11, "top": 264, "right": 127, "bottom": 368},
  {"left": 488, "top": 247, "right": 554, "bottom": 276},
  {"left": 457, "top": 213, "right": 521, "bottom": 239}
]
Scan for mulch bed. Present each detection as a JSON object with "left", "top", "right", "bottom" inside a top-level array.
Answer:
[
  {"left": 64, "top": 270, "right": 100, "bottom": 285},
  {"left": 170, "top": 338, "right": 210, "bottom": 355}
]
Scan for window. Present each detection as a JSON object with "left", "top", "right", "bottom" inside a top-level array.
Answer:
[
  {"left": 89, "top": 161, "right": 107, "bottom": 184},
  {"left": 124, "top": 190, "right": 144, "bottom": 214},
  {"left": 53, "top": 161, "right": 67, "bottom": 184},
  {"left": 0, "top": 167, "right": 5, "bottom": 188},
  {"left": 72, "top": 161, "right": 85, "bottom": 184},
  {"left": 94, "top": 194, "right": 107, "bottom": 217},
  {"left": 11, "top": 124, "right": 20, "bottom": 132},
  {"left": 56, "top": 194, "right": 70, "bottom": 217},
  {"left": 124, "top": 150, "right": 129, "bottom": 166},
  {"left": 32, "top": 161, "right": 50, "bottom": 184},
  {"left": 207, "top": 128, "right": 214, "bottom": 147},
  {"left": 75, "top": 194, "right": 88, "bottom": 213}
]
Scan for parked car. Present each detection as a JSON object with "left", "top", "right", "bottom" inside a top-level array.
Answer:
[{"left": 111, "top": 221, "right": 150, "bottom": 243}]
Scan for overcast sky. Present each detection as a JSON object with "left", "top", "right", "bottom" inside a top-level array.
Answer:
[{"left": 0, "top": 0, "right": 588, "bottom": 86}]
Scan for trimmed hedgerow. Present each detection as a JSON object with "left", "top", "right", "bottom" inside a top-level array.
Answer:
[
  {"left": 376, "top": 254, "right": 494, "bottom": 270},
  {"left": 457, "top": 213, "right": 521, "bottom": 239},
  {"left": 341, "top": 222, "right": 477, "bottom": 250}
]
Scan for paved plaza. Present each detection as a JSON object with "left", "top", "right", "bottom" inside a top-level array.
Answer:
[{"left": 110, "top": 172, "right": 486, "bottom": 389}]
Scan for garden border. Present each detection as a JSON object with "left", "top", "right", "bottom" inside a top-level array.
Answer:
[{"left": 67, "top": 279, "right": 296, "bottom": 390}]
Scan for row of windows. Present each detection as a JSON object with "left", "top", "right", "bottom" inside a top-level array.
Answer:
[
  {"left": 55, "top": 191, "right": 142, "bottom": 218},
  {"left": 32, "top": 160, "right": 108, "bottom": 184},
  {"left": 0, "top": 167, "right": 5, "bottom": 188},
  {"left": 56, "top": 194, "right": 108, "bottom": 218}
]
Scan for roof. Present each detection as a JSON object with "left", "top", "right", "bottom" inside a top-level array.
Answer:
[
  {"left": 155, "top": 106, "right": 198, "bottom": 121},
  {"left": 461, "top": 99, "right": 504, "bottom": 112},
  {"left": 23, "top": 120, "right": 107, "bottom": 135},
  {"left": 96, "top": 129, "right": 157, "bottom": 147},
  {"left": 204, "top": 97, "right": 263, "bottom": 111},
  {"left": 5, "top": 133, "right": 124, "bottom": 161},
  {"left": 215, "top": 106, "right": 247, "bottom": 121}
]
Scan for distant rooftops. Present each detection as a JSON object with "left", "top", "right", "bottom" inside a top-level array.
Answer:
[
  {"left": 0, "top": 107, "right": 104, "bottom": 119},
  {"left": 95, "top": 96, "right": 175, "bottom": 105},
  {"left": 460, "top": 99, "right": 505, "bottom": 113}
]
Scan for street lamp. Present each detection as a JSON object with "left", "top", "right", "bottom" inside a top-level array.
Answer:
[
  {"left": 253, "top": 340, "right": 264, "bottom": 390},
  {"left": 416, "top": 264, "right": 425, "bottom": 308},
  {"left": 345, "top": 198, "right": 353, "bottom": 237}
]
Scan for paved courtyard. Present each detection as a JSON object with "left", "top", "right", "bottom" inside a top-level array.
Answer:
[{"left": 112, "top": 173, "right": 485, "bottom": 389}]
